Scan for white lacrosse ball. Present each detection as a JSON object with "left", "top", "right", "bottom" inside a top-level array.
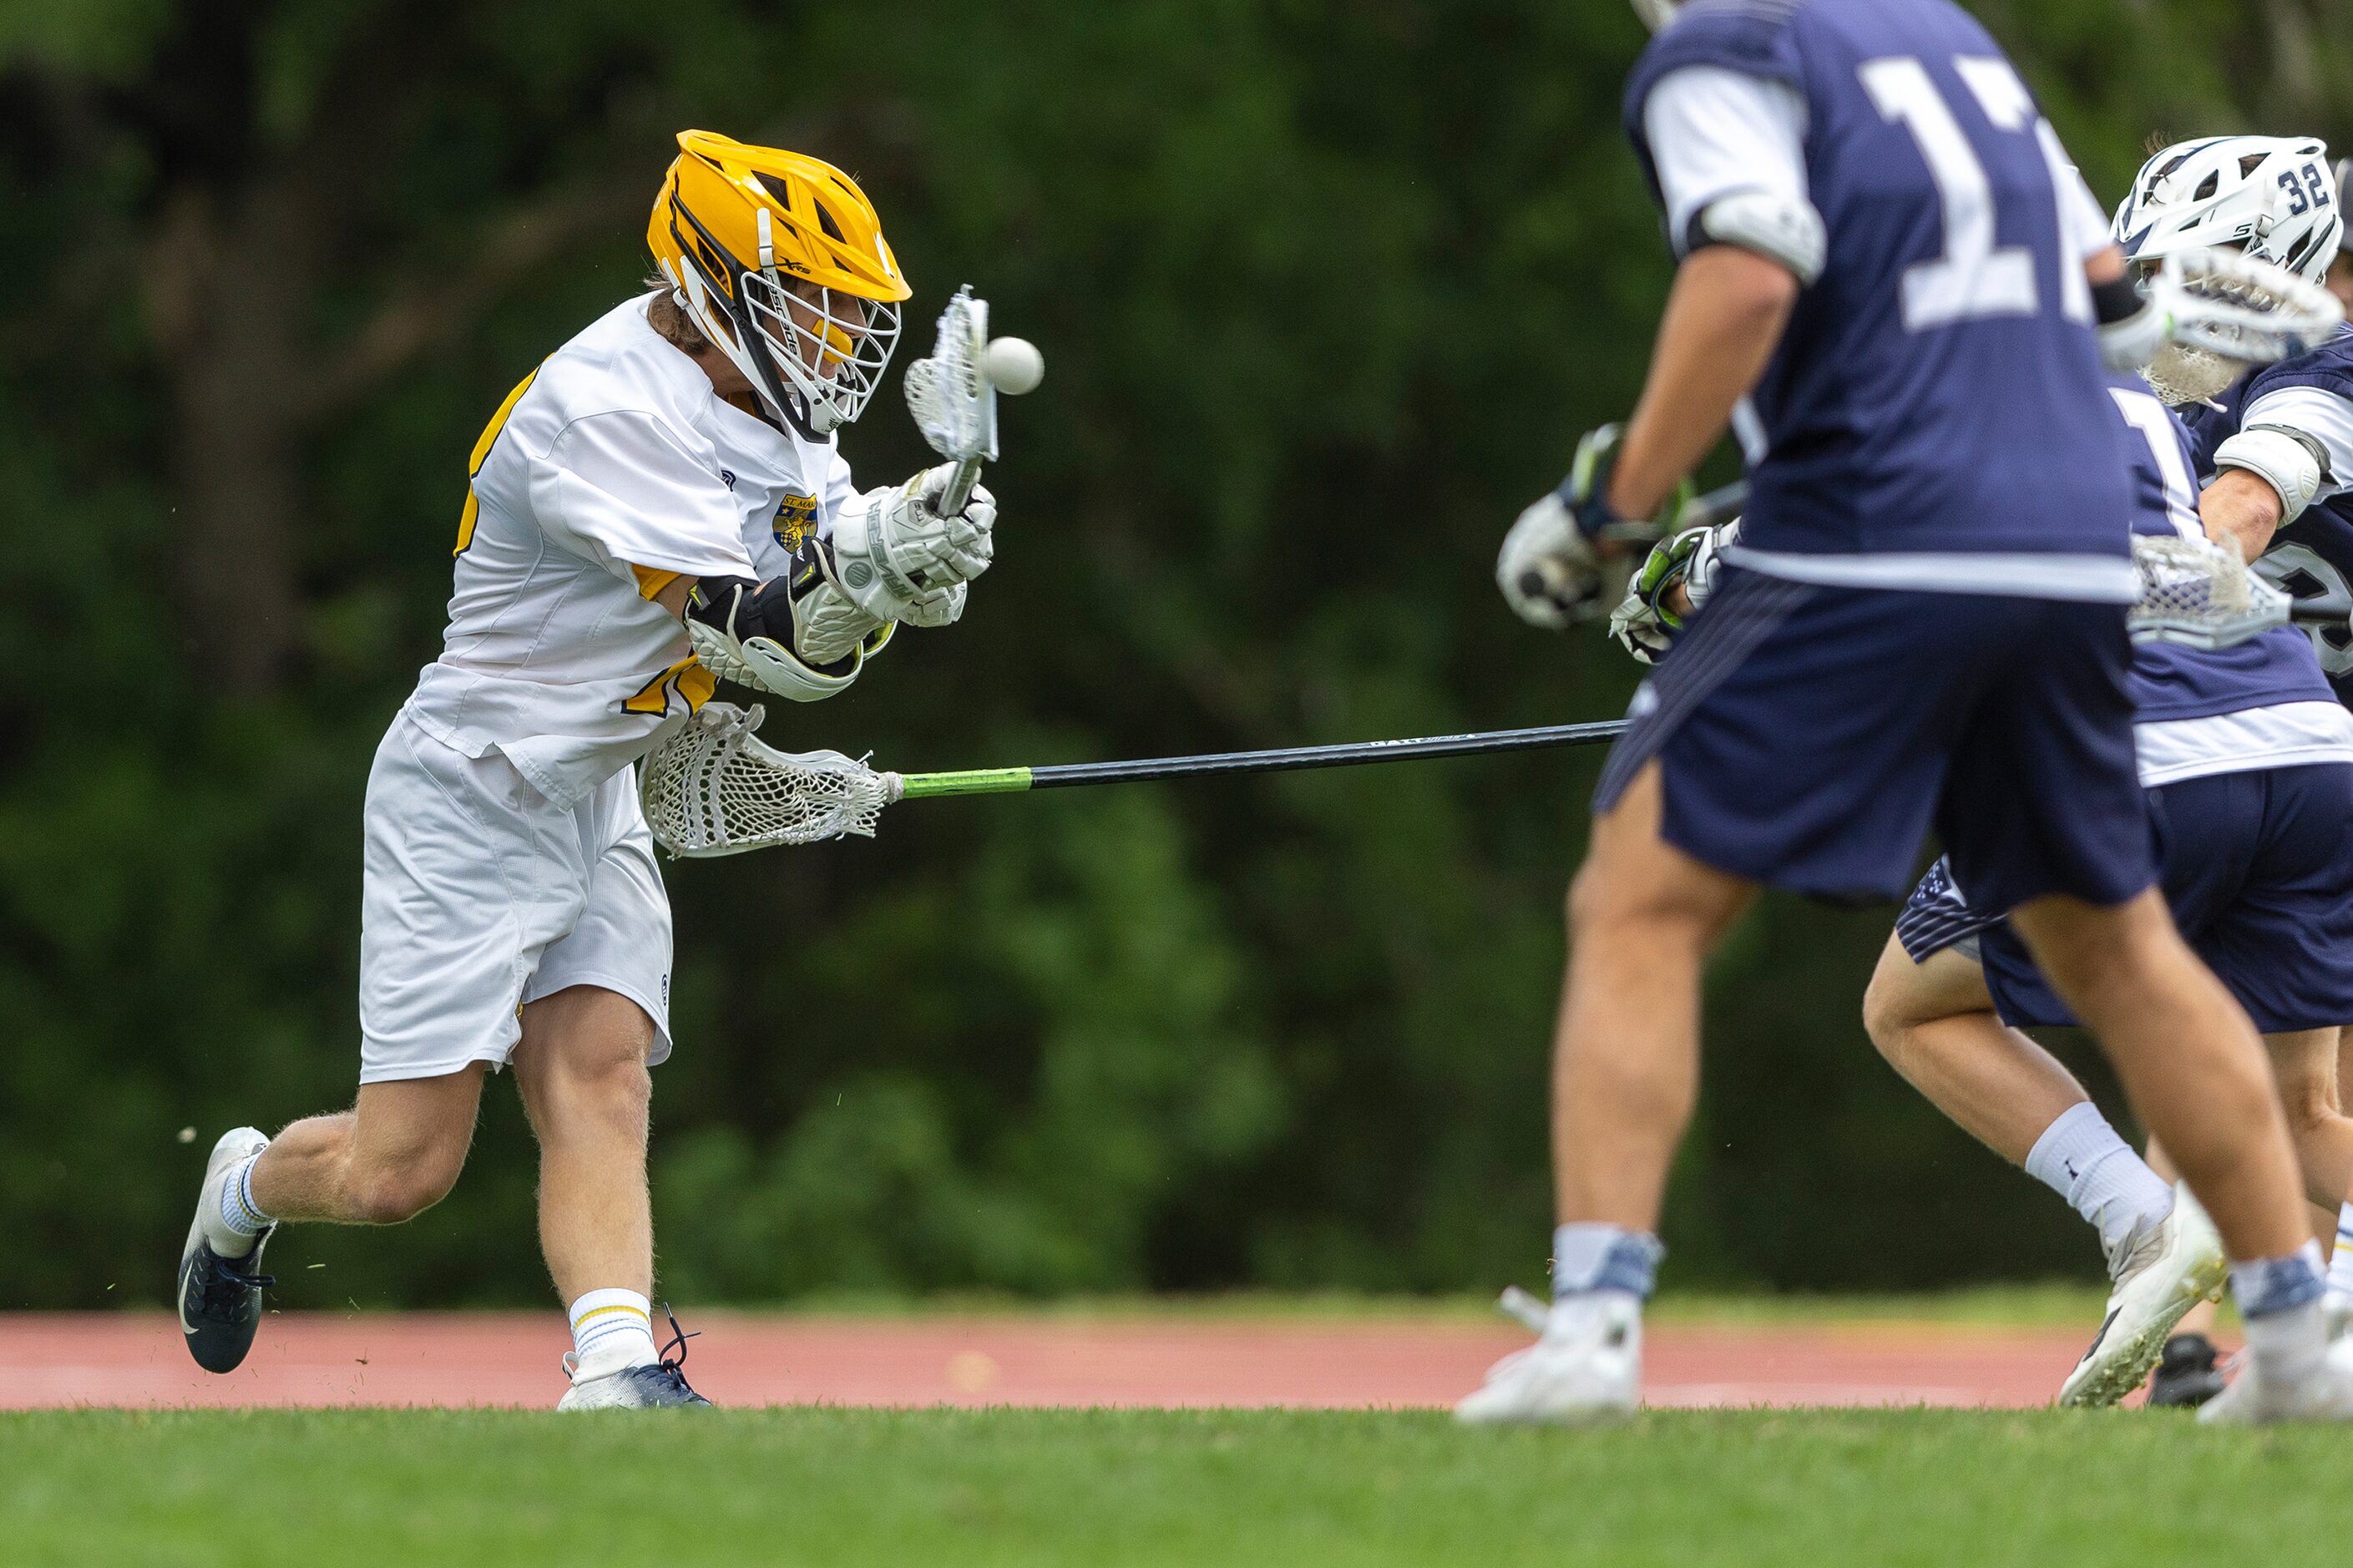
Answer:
[{"left": 981, "top": 336, "right": 1045, "bottom": 395}]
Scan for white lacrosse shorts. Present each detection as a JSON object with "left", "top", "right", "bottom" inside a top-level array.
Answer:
[{"left": 358, "top": 712, "right": 675, "bottom": 1084}]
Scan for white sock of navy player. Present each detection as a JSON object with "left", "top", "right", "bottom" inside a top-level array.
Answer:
[
  {"left": 2233, "top": 1243, "right": 2329, "bottom": 1384},
  {"left": 1547, "top": 1223, "right": 1665, "bottom": 1338},
  {"left": 2021, "top": 1102, "right": 2175, "bottom": 1257},
  {"left": 569, "top": 1289, "right": 661, "bottom": 1377},
  {"left": 209, "top": 1151, "right": 274, "bottom": 1260}
]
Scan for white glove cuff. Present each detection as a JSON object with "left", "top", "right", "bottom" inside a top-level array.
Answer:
[
  {"left": 686, "top": 620, "right": 859, "bottom": 704},
  {"left": 1683, "top": 518, "right": 1740, "bottom": 612},
  {"left": 2099, "top": 298, "right": 2173, "bottom": 373},
  {"left": 2215, "top": 425, "right": 2329, "bottom": 523}
]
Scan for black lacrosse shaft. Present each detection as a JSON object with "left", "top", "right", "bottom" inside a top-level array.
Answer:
[{"left": 1022, "top": 719, "right": 1629, "bottom": 791}]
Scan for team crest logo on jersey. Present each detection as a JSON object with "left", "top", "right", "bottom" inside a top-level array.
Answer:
[{"left": 773, "top": 492, "right": 820, "bottom": 551}]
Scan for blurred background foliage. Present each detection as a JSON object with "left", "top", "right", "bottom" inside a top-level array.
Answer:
[{"left": 3, "top": 0, "right": 2350, "bottom": 1308}]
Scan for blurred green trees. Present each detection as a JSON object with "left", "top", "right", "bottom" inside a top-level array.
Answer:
[{"left": 2, "top": 0, "right": 2347, "bottom": 1308}]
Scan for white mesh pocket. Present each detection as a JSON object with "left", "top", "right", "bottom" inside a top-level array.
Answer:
[
  {"left": 640, "top": 703, "right": 893, "bottom": 857},
  {"left": 2129, "top": 534, "right": 2291, "bottom": 650}
]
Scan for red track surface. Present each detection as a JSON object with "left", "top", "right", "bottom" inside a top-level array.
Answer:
[{"left": 0, "top": 1313, "right": 2106, "bottom": 1411}]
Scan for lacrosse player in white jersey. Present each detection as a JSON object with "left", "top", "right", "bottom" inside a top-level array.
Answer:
[{"left": 177, "top": 131, "right": 999, "bottom": 1408}]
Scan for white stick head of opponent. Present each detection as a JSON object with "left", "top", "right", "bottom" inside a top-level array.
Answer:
[{"left": 2140, "top": 246, "right": 2344, "bottom": 407}]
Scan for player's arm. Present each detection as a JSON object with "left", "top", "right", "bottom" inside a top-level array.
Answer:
[
  {"left": 2199, "top": 470, "right": 2286, "bottom": 564},
  {"left": 1499, "top": 64, "right": 1811, "bottom": 628},
  {"left": 1608, "top": 251, "right": 1797, "bottom": 518},
  {"left": 651, "top": 463, "right": 999, "bottom": 703},
  {"left": 2198, "top": 387, "right": 2348, "bottom": 562}
]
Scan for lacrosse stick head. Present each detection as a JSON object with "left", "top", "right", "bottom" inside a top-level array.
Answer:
[
  {"left": 903, "top": 286, "right": 997, "bottom": 465},
  {"left": 640, "top": 702, "right": 899, "bottom": 857},
  {"left": 2129, "top": 533, "right": 2292, "bottom": 650},
  {"left": 2141, "top": 247, "right": 2345, "bottom": 407}
]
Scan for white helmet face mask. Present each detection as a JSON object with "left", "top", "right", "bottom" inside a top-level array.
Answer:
[
  {"left": 1631, "top": 0, "right": 1682, "bottom": 30},
  {"left": 662, "top": 205, "right": 902, "bottom": 434},
  {"left": 2113, "top": 136, "right": 2342, "bottom": 405}
]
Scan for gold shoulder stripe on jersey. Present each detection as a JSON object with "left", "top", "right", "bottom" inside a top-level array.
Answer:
[{"left": 453, "top": 366, "right": 543, "bottom": 557}]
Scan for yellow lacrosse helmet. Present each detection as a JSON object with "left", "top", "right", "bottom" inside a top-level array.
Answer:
[{"left": 649, "top": 130, "right": 913, "bottom": 432}]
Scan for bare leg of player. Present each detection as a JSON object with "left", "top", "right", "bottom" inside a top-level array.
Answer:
[
  {"left": 175, "top": 1068, "right": 485, "bottom": 1374},
  {"left": 247, "top": 1067, "right": 487, "bottom": 1225},
  {"left": 512, "top": 984, "right": 657, "bottom": 1306},
  {"left": 509, "top": 984, "right": 700, "bottom": 1408},
  {"left": 2147, "top": 1040, "right": 2353, "bottom": 1406},
  {"left": 1549, "top": 763, "right": 1753, "bottom": 1228},
  {"left": 1861, "top": 943, "right": 2085, "bottom": 1164},
  {"left": 1459, "top": 762, "right": 1750, "bottom": 1424},
  {"left": 1863, "top": 928, "right": 2325, "bottom": 1403}
]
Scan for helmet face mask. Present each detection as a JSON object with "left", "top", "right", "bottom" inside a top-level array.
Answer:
[
  {"left": 1630, "top": 0, "right": 1681, "bottom": 31},
  {"left": 649, "top": 132, "right": 911, "bottom": 433},
  {"left": 729, "top": 245, "right": 901, "bottom": 432}
]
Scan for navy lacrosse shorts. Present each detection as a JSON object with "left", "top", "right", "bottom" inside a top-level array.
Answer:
[
  {"left": 1971, "top": 763, "right": 2353, "bottom": 1034},
  {"left": 1596, "top": 567, "right": 2155, "bottom": 915}
]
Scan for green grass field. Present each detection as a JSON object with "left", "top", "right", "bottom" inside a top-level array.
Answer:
[{"left": 7, "top": 1406, "right": 2346, "bottom": 1567}]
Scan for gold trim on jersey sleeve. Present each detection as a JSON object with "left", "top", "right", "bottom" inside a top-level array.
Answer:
[
  {"left": 453, "top": 367, "right": 543, "bottom": 557},
  {"left": 632, "top": 566, "right": 685, "bottom": 601}
]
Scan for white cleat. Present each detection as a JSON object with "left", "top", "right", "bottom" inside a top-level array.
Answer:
[
  {"left": 2198, "top": 1337, "right": 2353, "bottom": 1424},
  {"left": 2057, "top": 1182, "right": 2227, "bottom": 1409},
  {"left": 1455, "top": 1292, "right": 1642, "bottom": 1425},
  {"left": 555, "top": 1343, "right": 711, "bottom": 1409}
]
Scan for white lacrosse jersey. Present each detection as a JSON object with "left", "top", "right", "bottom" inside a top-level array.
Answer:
[{"left": 402, "top": 293, "right": 862, "bottom": 809}]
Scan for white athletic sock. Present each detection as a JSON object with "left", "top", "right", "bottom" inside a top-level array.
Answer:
[
  {"left": 1546, "top": 1224, "right": 1663, "bottom": 1338},
  {"left": 569, "top": 1288, "right": 660, "bottom": 1373},
  {"left": 2235, "top": 1242, "right": 2329, "bottom": 1385},
  {"left": 213, "top": 1153, "right": 272, "bottom": 1258},
  {"left": 2021, "top": 1102, "right": 2173, "bottom": 1255},
  {"left": 2328, "top": 1204, "right": 2353, "bottom": 1302}
]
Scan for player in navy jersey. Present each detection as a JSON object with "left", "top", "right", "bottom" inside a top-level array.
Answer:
[
  {"left": 1465, "top": 0, "right": 2351, "bottom": 1425},
  {"left": 2109, "top": 135, "right": 2353, "bottom": 1394},
  {"left": 1864, "top": 374, "right": 2353, "bottom": 1409}
]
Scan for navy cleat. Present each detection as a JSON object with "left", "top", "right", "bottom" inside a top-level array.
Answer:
[
  {"left": 178, "top": 1126, "right": 276, "bottom": 1374},
  {"left": 2147, "top": 1333, "right": 2227, "bottom": 1409},
  {"left": 558, "top": 1308, "right": 714, "bottom": 1409}
]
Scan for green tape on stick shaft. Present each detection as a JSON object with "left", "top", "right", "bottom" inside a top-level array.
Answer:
[{"left": 896, "top": 767, "right": 1035, "bottom": 800}]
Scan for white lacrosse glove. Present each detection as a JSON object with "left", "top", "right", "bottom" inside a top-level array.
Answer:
[
  {"left": 827, "top": 466, "right": 998, "bottom": 620},
  {"left": 1498, "top": 493, "right": 1606, "bottom": 630},
  {"left": 1499, "top": 425, "right": 1688, "bottom": 630},
  {"left": 894, "top": 580, "right": 968, "bottom": 630},
  {"left": 1608, "top": 518, "right": 1739, "bottom": 665}
]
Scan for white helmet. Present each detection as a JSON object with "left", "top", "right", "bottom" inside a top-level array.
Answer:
[{"left": 2112, "top": 136, "right": 2343, "bottom": 288}]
